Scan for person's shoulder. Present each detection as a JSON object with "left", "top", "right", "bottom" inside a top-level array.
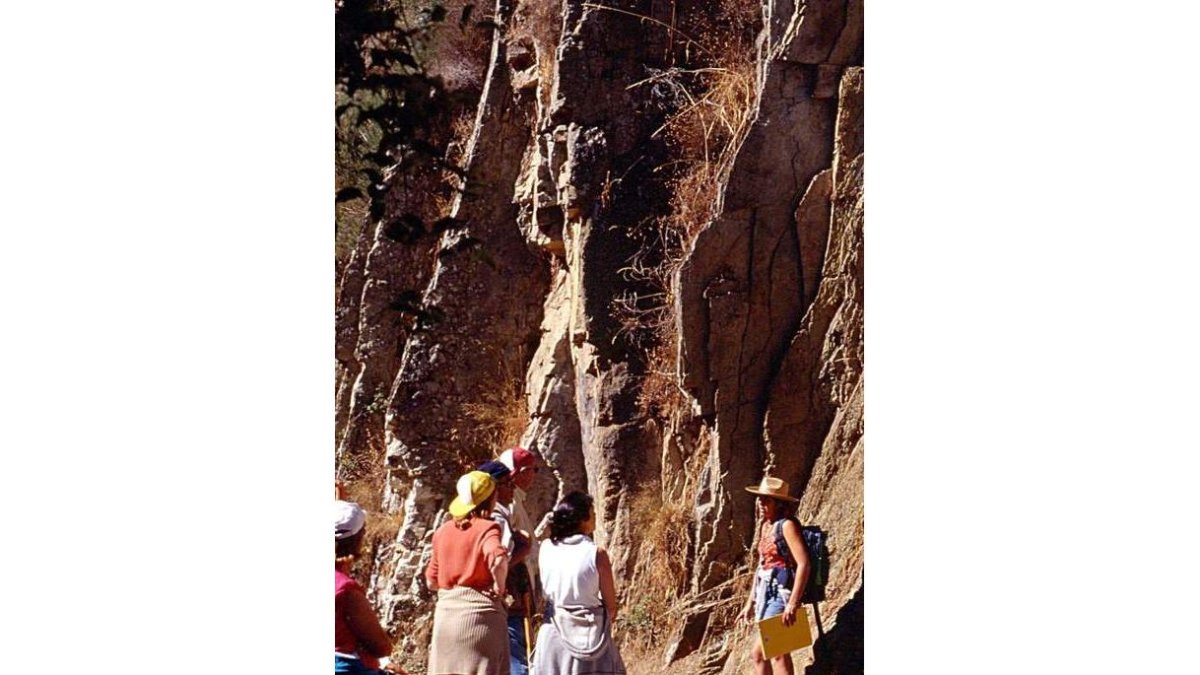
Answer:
[
  {"left": 593, "top": 545, "right": 610, "bottom": 566},
  {"left": 336, "top": 569, "right": 362, "bottom": 595},
  {"left": 474, "top": 516, "right": 503, "bottom": 533}
]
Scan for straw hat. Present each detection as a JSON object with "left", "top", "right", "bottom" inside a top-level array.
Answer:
[
  {"left": 449, "top": 470, "right": 497, "bottom": 517},
  {"left": 744, "top": 476, "right": 799, "bottom": 503}
]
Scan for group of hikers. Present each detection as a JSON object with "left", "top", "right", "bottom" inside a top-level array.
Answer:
[{"left": 335, "top": 447, "right": 812, "bottom": 675}]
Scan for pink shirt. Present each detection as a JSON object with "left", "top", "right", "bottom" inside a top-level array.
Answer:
[{"left": 335, "top": 568, "right": 380, "bottom": 669}]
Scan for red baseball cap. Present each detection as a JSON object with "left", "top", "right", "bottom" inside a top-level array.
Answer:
[{"left": 499, "top": 446, "right": 537, "bottom": 473}]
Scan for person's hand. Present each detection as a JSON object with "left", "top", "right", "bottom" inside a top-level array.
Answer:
[
  {"left": 382, "top": 660, "right": 410, "bottom": 675},
  {"left": 741, "top": 603, "right": 755, "bottom": 626},
  {"left": 781, "top": 601, "right": 797, "bottom": 627}
]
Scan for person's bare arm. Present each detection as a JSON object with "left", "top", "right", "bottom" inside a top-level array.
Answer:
[
  {"left": 742, "top": 525, "right": 761, "bottom": 625},
  {"left": 490, "top": 553, "right": 509, "bottom": 597},
  {"left": 780, "top": 520, "right": 811, "bottom": 627},
  {"left": 510, "top": 530, "right": 532, "bottom": 565},
  {"left": 341, "top": 588, "right": 393, "bottom": 658},
  {"left": 483, "top": 526, "right": 509, "bottom": 597},
  {"left": 425, "top": 534, "right": 440, "bottom": 590},
  {"left": 596, "top": 547, "right": 619, "bottom": 622}
]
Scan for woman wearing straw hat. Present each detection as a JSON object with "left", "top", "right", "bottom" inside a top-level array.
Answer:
[
  {"left": 740, "top": 477, "right": 811, "bottom": 675},
  {"left": 335, "top": 500, "right": 394, "bottom": 674},
  {"left": 425, "top": 471, "right": 511, "bottom": 675}
]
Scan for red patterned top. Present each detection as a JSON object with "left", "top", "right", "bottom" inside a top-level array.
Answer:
[{"left": 758, "top": 519, "right": 788, "bottom": 570}]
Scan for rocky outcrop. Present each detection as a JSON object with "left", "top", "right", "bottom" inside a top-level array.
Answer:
[
  {"left": 518, "top": 268, "right": 586, "bottom": 514},
  {"left": 334, "top": 0, "right": 492, "bottom": 479},
  {"left": 370, "top": 0, "right": 552, "bottom": 642},
  {"left": 678, "top": 41, "right": 838, "bottom": 597},
  {"left": 334, "top": 1, "right": 864, "bottom": 672},
  {"left": 552, "top": 0, "right": 684, "bottom": 577}
]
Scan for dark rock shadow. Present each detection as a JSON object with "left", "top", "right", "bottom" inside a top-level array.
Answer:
[{"left": 805, "top": 584, "right": 864, "bottom": 675}]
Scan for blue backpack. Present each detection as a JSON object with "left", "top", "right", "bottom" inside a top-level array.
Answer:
[{"left": 772, "top": 517, "right": 830, "bottom": 604}]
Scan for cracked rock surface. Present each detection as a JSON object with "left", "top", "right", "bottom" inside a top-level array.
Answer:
[{"left": 335, "top": 2, "right": 863, "bottom": 672}]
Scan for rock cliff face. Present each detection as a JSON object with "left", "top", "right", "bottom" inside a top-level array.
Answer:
[{"left": 335, "top": 1, "right": 863, "bottom": 673}]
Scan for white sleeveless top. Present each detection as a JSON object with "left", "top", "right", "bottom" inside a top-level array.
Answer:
[{"left": 538, "top": 534, "right": 600, "bottom": 607}]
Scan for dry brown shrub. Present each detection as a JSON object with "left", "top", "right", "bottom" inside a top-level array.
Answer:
[
  {"left": 336, "top": 445, "right": 406, "bottom": 592},
  {"left": 654, "top": 52, "right": 758, "bottom": 240},
  {"left": 617, "top": 476, "right": 694, "bottom": 660},
  {"left": 612, "top": 10, "right": 760, "bottom": 423},
  {"left": 410, "top": 0, "right": 493, "bottom": 92},
  {"left": 635, "top": 331, "right": 686, "bottom": 420},
  {"left": 453, "top": 352, "right": 530, "bottom": 469},
  {"left": 438, "top": 106, "right": 481, "bottom": 215}
]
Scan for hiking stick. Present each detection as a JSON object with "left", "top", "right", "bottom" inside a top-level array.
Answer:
[
  {"left": 523, "top": 586, "right": 532, "bottom": 662},
  {"left": 811, "top": 602, "right": 825, "bottom": 639},
  {"left": 523, "top": 589, "right": 534, "bottom": 672}
]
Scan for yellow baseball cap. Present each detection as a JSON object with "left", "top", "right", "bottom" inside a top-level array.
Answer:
[{"left": 448, "top": 471, "right": 496, "bottom": 517}]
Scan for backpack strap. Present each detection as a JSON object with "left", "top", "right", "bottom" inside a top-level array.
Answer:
[
  {"left": 772, "top": 518, "right": 824, "bottom": 639},
  {"left": 772, "top": 517, "right": 799, "bottom": 568}
]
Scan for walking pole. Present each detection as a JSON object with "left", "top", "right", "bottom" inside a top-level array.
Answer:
[{"left": 523, "top": 589, "right": 534, "bottom": 673}]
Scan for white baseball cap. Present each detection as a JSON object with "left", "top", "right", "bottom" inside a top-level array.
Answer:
[{"left": 335, "top": 500, "right": 366, "bottom": 539}]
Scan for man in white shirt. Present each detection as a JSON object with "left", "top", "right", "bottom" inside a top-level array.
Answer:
[{"left": 495, "top": 447, "right": 543, "bottom": 675}]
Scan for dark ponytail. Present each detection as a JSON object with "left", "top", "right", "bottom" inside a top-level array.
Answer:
[{"left": 550, "top": 491, "right": 594, "bottom": 542}]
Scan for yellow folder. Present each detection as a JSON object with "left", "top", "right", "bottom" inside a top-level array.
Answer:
[{"left": 757, "top": 607, "right": 814, "bottom": 660}]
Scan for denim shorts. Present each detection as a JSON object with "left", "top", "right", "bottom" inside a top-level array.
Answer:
[
  {"left": 754, "top": 568, "right": 793, "bottom": 621},
  {"left": 334, "top": 654, "right": 386, "bottom": 675}
]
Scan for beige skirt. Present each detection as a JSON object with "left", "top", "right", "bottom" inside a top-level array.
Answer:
[{"left": 428, "top": 586, "right": 510, "bottom": 675}]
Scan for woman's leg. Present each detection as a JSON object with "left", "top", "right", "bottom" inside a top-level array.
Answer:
[
  {"left": 770, "top": 654, "right": 795, "bottom": 675},
  {"left": 756, "top": 574, "right": 795, "bottom": 675},
  {"left": 751, "top": 642, "right": 772, "bottom": 675}
]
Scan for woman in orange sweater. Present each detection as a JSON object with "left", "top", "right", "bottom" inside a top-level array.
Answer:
[{"left": 425, "top": 471, "right": 511, "bottom": 675}]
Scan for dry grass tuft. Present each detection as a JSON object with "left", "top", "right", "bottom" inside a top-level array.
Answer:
[
  {"left": 617, "top": 476, "right": 694, "bottom": 659},
  {"left": 336, "top": 447, "right": 405, "bottom": 588},
  {"left": 447, "top": 106, "right": 478, "bottom": 154},
  {"left": 453, "top": 352, "right": 530, "bottom": 469},
  {"left": 612, "top": 10, "right": 761, "bottom": 423}
]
